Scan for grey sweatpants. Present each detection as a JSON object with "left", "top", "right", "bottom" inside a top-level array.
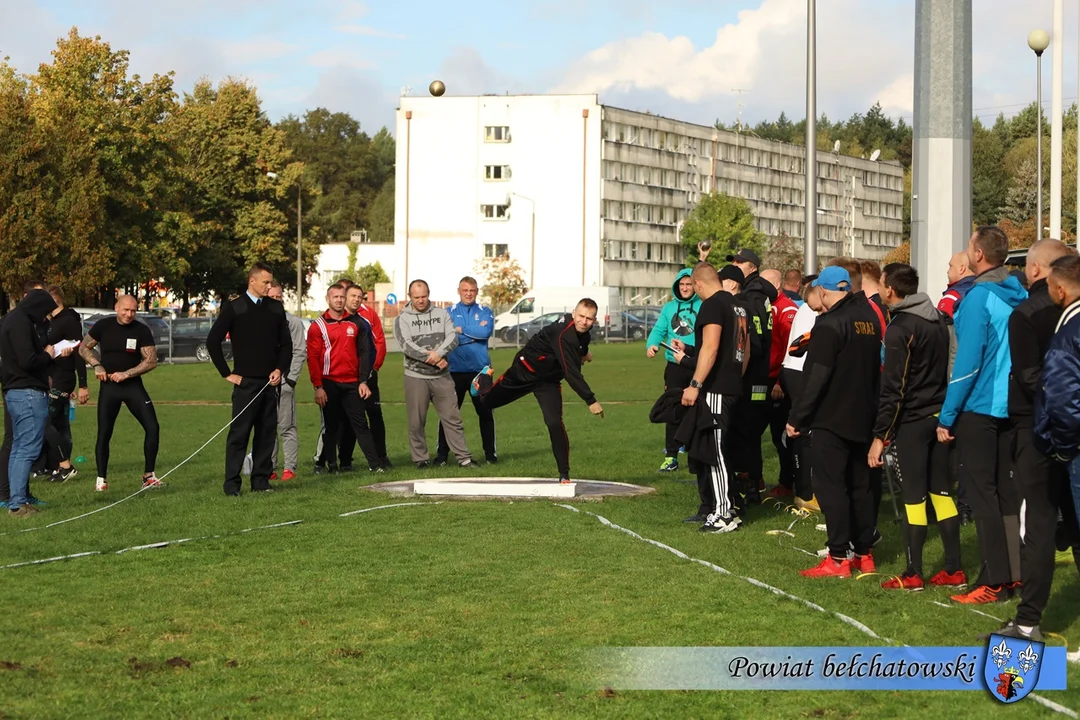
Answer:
[
  {"left": 404, "top": 374, "right": 470, "bottom": 463},
  {"left": 271, "top": 384, "right": 298, "bottom": 471}
]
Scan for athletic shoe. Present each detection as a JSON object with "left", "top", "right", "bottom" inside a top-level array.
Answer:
[
  {"left": 851, "top": 553, "right": 876, "bottom": 574},
  {"left": 415, "top": 461, "right": 430, "bottom": 470},
  {"left": 928, "top": 569, "right": 968, "bottom": 588},
  {"left": 141, "top": 475, "right": 163, "bottom": 489},
  {"left": 978, "top": 619, "right": 1045, "bottom": 643},
  {"left": 794, "top": 495, "right": 821, "bottom": 513},
  {"left": 486, "top": 455, "right": 499, "bottom": 464},
  {"left": 766, "top": 485, "right": 793, "bottom": 499},
  {"left": 950, "top": 584, "right": 1004, "bottom": 604},
  {"left": 657, "top": 456, "right": 679, "bottom": 473},
  {"left": 434, "top": 457, "right": 449, "bottom": 467},
  {"left": 459, "top": 459, "right": 474, "bottom": 468},
  {"left": 469, "top": 366, "right": 493, "bottom": 397},
  {"left": 282, "top": 469, "right": 297, "bottom": 481},
  {"left": 312, "top": 463, "right": 328, "bottom": 474},
  {"left": 51, "top": 467, "right": 78, "bottom": 482},
  {"left": 8, "top": 504, "right": 40, "bottom": 517},
  {"left": 881, "top": 570, "right": 924, "bottom": 591},
  {"left": 0, "top": 501, "right": 6, "bottom": 509},
  {"left": 678, "top": 445, "right": 686, "bottom": 454},
  {"left": 559, "top": 475, "right": 571, "bottom": 484},
  {"left": 95, "top": 477, "right": 108, "bottom": 492},
  {"left": 871, "top": 528, "right": 883, "bottom": 547},
  {"left": 340, "top": 465, "right": 354, "bottom": 473},
  {"left": 699, "top": 512, "right": 740, "bottom": 533},
  {"left": 800, "top": 556, "right": 852, "bottom": 578},
  {"left": 27, "top": 495, "right": 47, "bottom": 506},
  {"left": 370, "top": 466, "right": 385, "bottom": 474},
  {"left": 1005, "top": 581, "right": 1022, "bottom": 599},
  {"left": 269, "top": 471, "right": 278, "bottom": 481}
]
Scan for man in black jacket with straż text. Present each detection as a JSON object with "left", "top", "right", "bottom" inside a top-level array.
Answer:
[
  {"left": 787, "top": 266, "right": 882, "bottom": 578},
  {"left": 471, "top": 300, "right": 604, "bottom": 482},
  {"left": 867, "top": 263, "right": 964, "bottom": 592},
  {"left": 207, "top": 262, "right": 292, "bottom": 496},
  {"left": 1000, "top": 238, "right": 1074, "bottom": 641}
]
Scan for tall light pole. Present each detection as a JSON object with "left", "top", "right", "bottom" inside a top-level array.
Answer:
[
  {"left": 267, "top": 170, "right": 304, "bottom": 315},
  {"left": 508, "top": 192, "right": 537, "bottom": 288},
  {"left": 1051, "top": 0, "right": 1063, "bottom": 239},
  {"left": 804, "top": 0, "right": 818, "bottom": 274},
  {"left": 1029, "top": 29, "right": 1049, "bottom": 243}
]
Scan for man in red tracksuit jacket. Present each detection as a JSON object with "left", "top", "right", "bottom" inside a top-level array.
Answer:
[
  {"left": 335, "top": 284, "right": 391, "bottom": 468},
  {"left": 763, "top": 269, "right": 799, "bottom": 497},
  {"left": 306, "top": 283, "right": 385, "bottom": 472}
]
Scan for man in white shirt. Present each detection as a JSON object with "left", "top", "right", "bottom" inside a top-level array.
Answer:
[{"left": 780, "top": 274, "right": 822, "bottom": 510}]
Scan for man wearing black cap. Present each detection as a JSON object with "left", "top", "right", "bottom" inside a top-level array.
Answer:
[
  {"left": 787, "top": 265, "right": 883, "bottom": 578},
  {"left": 726, "top": 248, "right": 777, "bottom": 507}
]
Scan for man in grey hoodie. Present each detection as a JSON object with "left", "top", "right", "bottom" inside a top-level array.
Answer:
[{"left": 394, "top": 280, "right": 472, "bottom": 468}]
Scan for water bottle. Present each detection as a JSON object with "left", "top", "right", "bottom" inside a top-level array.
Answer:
[{"left": 69, "top": 397, "right": 75, "bottom": 421}]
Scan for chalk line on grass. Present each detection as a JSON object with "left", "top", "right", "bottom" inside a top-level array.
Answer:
[
  {"left": 0, "top": 551, "right": 102, "bottom": 570},
  {"left": 340, "top": 501, "right": 441, "bottom": 517},
  {"left": 556, "top": 504, "right": 1078, "bottom": 716}
]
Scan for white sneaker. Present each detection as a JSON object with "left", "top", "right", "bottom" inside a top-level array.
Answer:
[
  {"left": 95, "top": 477, "right": 108, "bottom": 492},
  {"left": 700, "top": 513, "right": 740, "bottom": 534}
]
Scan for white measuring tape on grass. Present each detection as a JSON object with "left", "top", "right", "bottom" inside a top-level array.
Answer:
[{"left": 2, "top": 380, "right": 273, "bottom": 537}]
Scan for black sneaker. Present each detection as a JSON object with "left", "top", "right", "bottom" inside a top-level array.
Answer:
[
  {"left": 700, "top": 512, "right": 740, "bottom": 533},
  {"left": 978, "top": 618, "right": 1044, "bottom": 643},
  {"left": 52, "top": 466, "right": 78, "bottom": 482},
  {"left": 434, "top": 456, "right": 449, "bottom": 467},
  {"left": 312, "top": 463, "right": 328, "bottom": 475},
  {"left": 871, "top": 528, "right": 883, "bottom": 547},
  {"left": 416, "top": 461, "right": 430, "bottom": 470},
  {"left": 369, "top": 466, "right": 385, "bottom": 474},
  {"left": 339, "top": 465, "right": 354, "bottom": 473},
  {"left": 486, "top": 455, "right": 499, "bottom": 464}
]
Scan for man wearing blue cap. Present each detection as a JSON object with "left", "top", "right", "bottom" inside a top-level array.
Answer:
[{"left": 787, "top": 265, "right": 883, "bottom": 578}]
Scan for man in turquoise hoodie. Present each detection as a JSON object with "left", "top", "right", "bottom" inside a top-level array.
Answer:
[
  {"left": 937, "top": 225, "right": 1028, "bottom": 605},
  {"left": 646, "top": 267, "right": 701, "bottom": 472}
]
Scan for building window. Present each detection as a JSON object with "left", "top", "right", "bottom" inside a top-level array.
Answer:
[
  {"left": 480, "top": 204, "right": 509, "bottom": 220},
  {"left": 484, "top": 126, "right": 510, "bottom": 143},
  {"left": 484, "top": 243, "right": 509, "bottom": 258},
  {"left": 484, "top": 165, "right": 511, "bottom": 181}
]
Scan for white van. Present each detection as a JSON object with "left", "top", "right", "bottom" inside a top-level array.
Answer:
[{"left": 494, "top": 286, "right": 624, "bottom": 340}]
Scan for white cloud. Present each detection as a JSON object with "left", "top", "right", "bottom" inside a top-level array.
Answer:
[
  {"left": 221, "top": 38, "right": 300, "bottom": 65},
  {"left": 335, "top": 0, "right": 369, "bottom": 22},
  {"left": 303, "top": 66, "right": 396, "bottom": 133},
  {"left": 438, "top": 47, "right": 523, "bottom": 96},
  {"left": 306, "top": 48, "right": 374, "bottom": 70},
  {"left": 337, "top": 24, "right": 407, "bottom": 40}
]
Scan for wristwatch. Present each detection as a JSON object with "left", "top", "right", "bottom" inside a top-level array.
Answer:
[{"left": 689, "top": 379, "right": 704, "bottom": 390}]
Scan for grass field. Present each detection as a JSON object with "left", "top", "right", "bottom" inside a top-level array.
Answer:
[{"left": 2, "top": 343, "right": 1079, "bottom": 718}]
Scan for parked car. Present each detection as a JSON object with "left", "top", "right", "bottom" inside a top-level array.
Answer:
[
  {"left": 626, "top": 305, "right": 663, "bottom": 329},
  {"left": 605, "top": 311, "right": 650, "bottom": 341},
  {"left": 171, "top": 317, "right": 233, "bottom": 362},
  {"left": 499, "top": 311, "right": 568, "bottom": 345}
]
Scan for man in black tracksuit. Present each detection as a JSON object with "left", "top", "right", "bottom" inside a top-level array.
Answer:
[
  {"left": 208, "top": 262, "right": 292, "bottom": 496},
  {"left": 472, "top": 300, "right": 604, "bottom": 481},
  {"left": 788, "top": 266, "right": 882, "bottom": 578},
  {"left": 868, "top": 264, "right": 964, "bottom": 591},
  {"left": 727, "top": 248, "right": 776, "bottom": 504},
  {"left": 1001, "top": 239, "right": 1075, "bottom": 640}
]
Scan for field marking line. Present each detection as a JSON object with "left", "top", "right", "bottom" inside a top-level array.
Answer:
[
  {"left": 0, "top": 551, "right": 102, "bottom": 569},
  {"left": 340, "top": 501, "right": 441, "bottom": 517}
]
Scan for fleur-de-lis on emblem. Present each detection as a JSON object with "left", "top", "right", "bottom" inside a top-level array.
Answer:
[
  {"left": 992, "top": 638, "right": 1012, "bottom": 669},
  {"left": 1018, "top": 644, "right": 1039, "bottom": 674}
]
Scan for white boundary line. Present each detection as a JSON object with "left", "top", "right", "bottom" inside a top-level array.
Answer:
[
  {"left": 0, "top": 551, "right": 102, "bottom": 569},
  {"left": 340, "top": 501, "right": 440, "bottom": 517},
  {"left": 555, "top": 504, "right": 1078, "bottom": 716}
]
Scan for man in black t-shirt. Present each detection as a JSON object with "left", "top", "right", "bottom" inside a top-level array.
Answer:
[
  {"left": 79, "top": 295, "right": 161, "bottom": 493},
  {"left": 671, "top": 263, "right": 749, "bottom": 533}
]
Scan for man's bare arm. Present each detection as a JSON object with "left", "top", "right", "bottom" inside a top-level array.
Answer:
[
  {"left": 124, "top": 346, "right": 158, "bottom": 379},
  {"left": 78, "top": 336, "right": 101, "bottom": 366}
]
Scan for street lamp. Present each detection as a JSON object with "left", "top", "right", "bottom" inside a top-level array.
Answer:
[
  {"left": 816, "top": 208, "right": 848, "bottom": 256},
  {"left": 267, "top": 170, "right": 303, "bottom": 315},
  {"left": 1029, "top": 29, "right": 1049, "bottom": 242},
  {"left": 508, "top": 192, "right": 536, "bottom": 287}
]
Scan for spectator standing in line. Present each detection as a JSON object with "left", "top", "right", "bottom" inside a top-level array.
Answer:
[
  {"left": 938, "top": 252, "right": 977, "bottom": 319},
  {"left": 761, "top": 268, "right": 798, "bottom": 498},
  {"left": 267, "top": 282, "right": 306, "bottom": 482}
]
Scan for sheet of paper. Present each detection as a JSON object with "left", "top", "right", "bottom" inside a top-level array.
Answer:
[{"left": 52, "top": 339, "right": 80, "bottom": 357}]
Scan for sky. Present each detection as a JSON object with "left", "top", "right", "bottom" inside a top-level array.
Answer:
[{"left": 1, "top": 0, "right": 1076, "bottom": 136}]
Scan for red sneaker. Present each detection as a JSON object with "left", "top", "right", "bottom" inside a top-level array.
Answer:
[
  {"left": 1006, "top": 581, "right": 1022, "bottom": 599},
  {"left": 282, "top": 469, "right": 297, "bottom": 481},
  {"left": 766, "top": 485, "right": 793, "bottom": 499},
  {"left": 851, "top": 553, "right": 876, "bottom": 574},
  {"left": 928, "top": 569, "right": 967, "bottom": 588},
  {"left": 881, "top": 572, "right": 924, "bottom": 591},
  {"left": 270, "top": 472, "right": 278, "bottom": 481},
  {"left": 800, "top": 556, "right": 852, "bottom": 578},
  {"left": 950, "top": 584, "right": 1004, "bottom": 604}
]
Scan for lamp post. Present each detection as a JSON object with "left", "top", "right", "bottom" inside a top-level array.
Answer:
[
  {"left": 1029, "top": 29, "right": 1049, "bottom": 243},
  {"left": 266, "top": 171, "right": 303, "bottom": 315},
  {"left": 804, "top": 0, "right": 818, "bottom": 275},
  {"left": 816, "top": 208, "right": 847, "bottom": 256},
  {"left": 508, "top": 192, "right": 536, "bottom": 287}
]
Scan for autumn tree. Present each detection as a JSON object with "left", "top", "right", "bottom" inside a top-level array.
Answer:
[
  {"left": 474, "top": 254, "right": 528, "bottom": 311},
  {"left": 680, "top": 192, "right": 766, "bottom": 267}
]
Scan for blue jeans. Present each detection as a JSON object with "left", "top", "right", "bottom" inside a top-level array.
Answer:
[
  {"left": 1071, "top": 456, "right": 1080, "bottom": 531},
  {"left": 5, "top": 389, "right": 49, "bottom": 510}
]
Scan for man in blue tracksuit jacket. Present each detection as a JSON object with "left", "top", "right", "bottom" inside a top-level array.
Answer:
[
  {"left": 1035, "top": 255, "right": 1080, "bottom": 532},
  {"left": 646, "top": 267, "right": 701, "bottom": 472},
  {"left": 937, "top": 226, "right": 1028, "bottom": 605},
  {"left": 437, "top": 276, "right": 497, "bottom": 464}
]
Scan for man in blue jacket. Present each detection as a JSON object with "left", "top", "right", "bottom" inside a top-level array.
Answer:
[
  {"left": 646, "top": 267, "right": 700, "bottom": 472},
  {"left": 1035, "top": 255, "right": 1080, "bottom": 532},
  {"left": 436, "top": 276, "right": 497, "bottom": 464},
  {"left": 937, "top": 226, "right": 1028, "bottom": 605}
]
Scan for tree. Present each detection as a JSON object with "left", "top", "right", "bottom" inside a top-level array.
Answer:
[
  {"left": 972, "top": 118, "right": 1008, "bottom": 226},
  {"left": 881, "top": 242, "right": 911, "bottom": 265},
  {"left": 356, "top": 261, "right": 390, "bottom": 291},
  {"left": 679, "top": 192, "right": 766, "bottom": 267},
  {"left": 367, "top": 177, "right": 394, "bottom": 244},
  {"left": 474, "top": 254, "right": 527, "bottom": 311},
  {"left": 761, "top": 232, "right": 803, "bottom": 272}
]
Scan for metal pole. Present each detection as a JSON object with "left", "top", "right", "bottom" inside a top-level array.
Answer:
[
  {"left": 297, "top": 184, "right": 303, "bottom": 316},
  {"left": 1051, "top": 0, "right": 1063, "bottom": 238},
  {"left": 530, "top": 207, "right": 536, "bottom": 288},
  {"left": 1037, "top": 53, "right": 1044, "bottom": 243},
  {"left": 804, "top": 0, "right": 818, "bottom": 274}
]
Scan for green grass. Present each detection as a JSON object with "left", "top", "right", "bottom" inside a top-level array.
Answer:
[{"left": 1, "top": 344, "right": 1078, "bottom": 717}]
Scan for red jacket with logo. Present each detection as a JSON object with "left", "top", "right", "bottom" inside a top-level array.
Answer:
[
  {"left": 306, "top": 310, "right": 373, "bottom": 388},
  {"left": 358, "top": 303, "right": 386, "bottom": 370},
  {"left": 769, "top": 292, "right": 799, "bottom": 380}
]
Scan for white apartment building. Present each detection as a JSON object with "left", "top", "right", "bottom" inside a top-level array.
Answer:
[{"left": 392, "top": 94, "right": 904, "bottom": 303}]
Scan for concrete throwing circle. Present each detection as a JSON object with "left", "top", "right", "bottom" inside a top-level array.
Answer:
[{"left": 366, "top": 477, "right": 655, "bottom": 501}]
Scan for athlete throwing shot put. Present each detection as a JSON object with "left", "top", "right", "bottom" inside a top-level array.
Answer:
[
  {"left": 470, "top": 299, "right": 604, "bottom": 482},
  {"left": 79, "top": 295, "right": 161, "bottom": 492}
]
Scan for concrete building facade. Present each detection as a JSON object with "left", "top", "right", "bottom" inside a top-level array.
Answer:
[{"left": 393, "top": 94, "right": 905, "bottom": 303}]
